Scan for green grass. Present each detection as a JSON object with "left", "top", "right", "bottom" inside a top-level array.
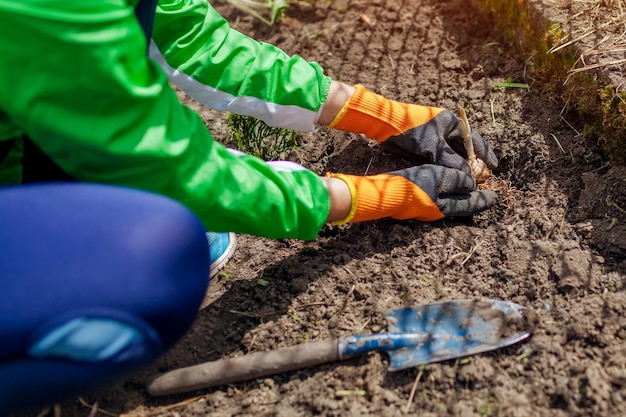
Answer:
[
  {"left": 218, "top": 0, "right": 288, "bottom": 25},
  {"left": 225, "top": 113, "right": 299, "bottom": 161}
]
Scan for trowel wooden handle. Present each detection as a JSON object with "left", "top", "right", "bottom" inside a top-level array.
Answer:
[{"left": 147, "top": 339, "right": 340, "bottom": 396}]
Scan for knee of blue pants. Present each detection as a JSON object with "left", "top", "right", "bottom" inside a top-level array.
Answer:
[
  {"left": 1, "top": 183, "right": 211, "bottom": 355},
  {"left": 0, "top": 183, "right": 211, "bottom": 412}
]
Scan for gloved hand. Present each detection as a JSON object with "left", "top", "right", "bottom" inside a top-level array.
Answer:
[
  {"left": 328, "top": 85, "right": 499, "bottom": 176},
  {"left": 327, "top": 165, "right": 497, "bottom": 224}
]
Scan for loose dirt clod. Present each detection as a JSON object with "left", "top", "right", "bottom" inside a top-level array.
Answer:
[{"left": 358, "top": 14, "right": 373, "bottom": 26}]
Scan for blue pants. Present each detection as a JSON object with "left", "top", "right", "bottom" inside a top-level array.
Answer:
[{"left": 0, "top": 183, "right": 210, "bottom": 413}]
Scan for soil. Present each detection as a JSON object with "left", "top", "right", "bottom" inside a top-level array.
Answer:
[{"left": 18, "top": 0, "right": 626, "bottom": 416}]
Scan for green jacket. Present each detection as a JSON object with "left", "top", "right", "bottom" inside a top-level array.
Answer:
[{"left": 0, "top": 0, "right": 332, "bottom": 240}]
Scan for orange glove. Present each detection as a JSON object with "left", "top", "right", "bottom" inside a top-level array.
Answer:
[
  {"left": 329, "top": 85, "right": 499, "bottom": 176},
  {"left": 327, "top": 165, "right": 497, "bottom": 224}
]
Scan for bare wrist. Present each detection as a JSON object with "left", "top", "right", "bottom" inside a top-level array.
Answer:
[{"left": 318, "top": 81, "right": 355, "bottom": 126}]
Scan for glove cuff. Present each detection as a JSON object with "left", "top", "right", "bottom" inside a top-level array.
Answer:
[
  {"left": 328, "top": 85, "right": 445, "bottom": 142},
  {"left": 325, "top": 173, "right": 359, "bottom": 225}
]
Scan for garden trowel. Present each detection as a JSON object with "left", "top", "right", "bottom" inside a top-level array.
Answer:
[{"left": 147, "top": 299, "right": 531, "bottom": 396}]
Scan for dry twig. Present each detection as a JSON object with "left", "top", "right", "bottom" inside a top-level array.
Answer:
[
  {"left": 404, "top": 368, "right": 425, "bottom": 413},
  {"left": 119, "top": 396, "right": 207, "bottom": 417},
  {"left": 461, "top": 240, "right": 486, "bottom": 266},
  {"left": 78, "top": 398, "right": 116, "bottom": 417}
]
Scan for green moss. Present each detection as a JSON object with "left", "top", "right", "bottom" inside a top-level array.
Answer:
[
  {"left": 598, "top": 86, "right": 626, "bottom": 162},
  {"left": 473, "top": 0, "right": 626, "bottom": 164}
]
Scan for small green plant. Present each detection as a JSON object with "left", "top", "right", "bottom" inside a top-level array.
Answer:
[
  {"left": 606, "top": 198, "right": 625, "bottom": 213},
  {"left": 225, "top": 113, "right": 299, "bottom": 161},
  {"left": 419, "top": 274, "right": 444, "bottom": 299},
  {"left": 435, "top": 403, "right": 448, "bottom": 412},
  {"left": 219, "top": 270, "right": 233, "bottom": 279},
  {"left": 480, "top": 406, "right": 492, "bottom": 415},
  {"left": 218, "top": 0, "right": 288, "bottom": 25},
  {"left": 286, "top": 310, "right": 303, "bottom": 323},
  {"left": 493, "top": 77, "right": 530, "bottom": 91}
]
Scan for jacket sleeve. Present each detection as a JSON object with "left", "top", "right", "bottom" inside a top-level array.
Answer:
[
  {"left": 151, "top": 0, "right": 332, "bottom": 131},
  {"left": 0, "top": 0, "right": 329, "bottom": 240}
]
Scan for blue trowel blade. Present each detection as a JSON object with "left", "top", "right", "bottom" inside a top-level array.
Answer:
[{"left": 384, "top": 299, "right": 530, "bottom": 371}]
